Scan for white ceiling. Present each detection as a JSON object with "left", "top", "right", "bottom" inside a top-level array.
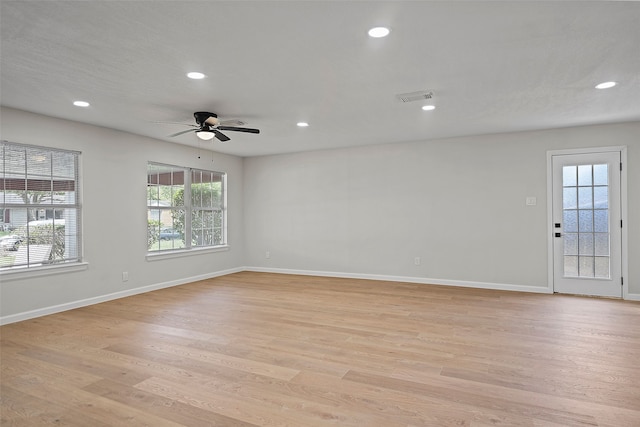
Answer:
[{"left": 2, "top": 1, "right": 639, "bottom": 157}]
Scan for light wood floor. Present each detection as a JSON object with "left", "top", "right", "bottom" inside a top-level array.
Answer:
[{"left": 2, "top": 272, "right": 639, "bottom": 426}]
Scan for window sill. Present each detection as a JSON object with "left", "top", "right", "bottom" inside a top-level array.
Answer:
[
  {"left": 146, "top": 245, "right": 230, "bottom": 262},
  {"left": 0, "top": 262, "right": 89, "bottom": 282}
]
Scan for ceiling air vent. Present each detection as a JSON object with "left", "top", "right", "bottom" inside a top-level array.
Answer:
[{"left": 395, "top": 90, "right": 434, "bottom": 103}]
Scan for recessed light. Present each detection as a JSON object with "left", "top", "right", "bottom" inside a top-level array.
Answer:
[
  {"left": 595, "top": 81, "right": 616, "bottom": 89},
  {"left": 422, "top": 105, "right": 436, "bottom": 111},
  {"left": 368, "top": 27, "right": 390, "bottom": 38},
  {"left": 73, "top": 101, "right": 90, "bottom": 107},
  {"left": 187, "top": 72, "right": 206, "bottom": 80},
  {"left": 297, "top": 122, "right": 309, "bottom": 127}
]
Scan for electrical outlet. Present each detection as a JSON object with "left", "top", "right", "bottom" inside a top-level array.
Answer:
[
  {"left": 414, "top": 257, "right": 421, "bottom": 266},
  {"left": 265, "top": 251, "right": 271, "bottom": 259},
  {"left": 526, "top": 196, "right": 537, "bottom": 206},
  {"left": 122, "top": 271, "right": 129, "bottom": 282}
]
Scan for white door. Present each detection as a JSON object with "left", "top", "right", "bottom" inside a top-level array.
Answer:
[{"left": 552, "top": 151, "right": 622, "bottom": 297}]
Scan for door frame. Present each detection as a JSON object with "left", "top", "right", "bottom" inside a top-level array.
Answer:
[{"left": 546, "top": 146, "right": 628, "bottom": 298}]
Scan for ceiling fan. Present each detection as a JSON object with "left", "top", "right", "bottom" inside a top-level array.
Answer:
[{"left": 168, "top": 112, "right": 260, "bottom": 142}]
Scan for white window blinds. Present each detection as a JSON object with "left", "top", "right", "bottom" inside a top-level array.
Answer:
[{"left": 1, "top": 141, "right": 82, "bottom": 269}]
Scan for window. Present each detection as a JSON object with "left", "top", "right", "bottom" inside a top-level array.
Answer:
[
  {"left": 1, "top": 141, "right": 82, "bottom": 270},
  {"left": 147, "top": 162, "right": 226, "bottom": 252}
]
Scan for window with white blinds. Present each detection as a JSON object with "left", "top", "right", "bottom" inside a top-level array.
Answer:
[
  {"left": 147, "top": 162, "right": 226, "bottom": 253},
  {"left": 1, "top": 141, "right": 82, "bottom": 269}
]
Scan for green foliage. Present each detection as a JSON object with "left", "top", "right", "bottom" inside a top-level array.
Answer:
[
  {"left": 172, "top": 188, "right": 187, "bottom": 244},
  {"left": 17, "top": 223, "right": 65, "bottom": 261},
  {"left": 147, "top": 185, "right": 174, "bottom": 202},
  {"left": 148, "top": 219, "right": 161, "bottom": 249}
]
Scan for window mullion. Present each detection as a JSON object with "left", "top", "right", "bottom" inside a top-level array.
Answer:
[
  {"left": 184, "top": 167, "right": 192, "bottom": 249},
  {"left": 222, "top": 173, "right": 227, "bottom": 245}
]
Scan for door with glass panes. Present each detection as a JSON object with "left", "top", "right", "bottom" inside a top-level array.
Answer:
[{"left": 552, "top": 151, "right": 622, "bottom": 297}]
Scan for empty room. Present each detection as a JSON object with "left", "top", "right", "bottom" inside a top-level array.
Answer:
[{"left": 1, "top": 1, "right": 639, "bottom": 426}]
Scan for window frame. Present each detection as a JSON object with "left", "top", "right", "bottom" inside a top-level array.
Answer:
[{"left": 146, "top": 162, "right": 227, "bottom": 256}]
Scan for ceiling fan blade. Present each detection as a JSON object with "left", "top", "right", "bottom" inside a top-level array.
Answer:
[
  {"left": 217, "top": 126, "right": 260, "bottom": 134},
  {"left": 219, "top": 119, "right": 246, "bottom": 127},
  {"left": 153, "top": 121, "right": 198, "bottom": 127},
  {"left": 212, "top": 129, "right": 231, "bottom": 142},
  {"left": 169, "top": 129, "right": 197, "bottom": 137}
]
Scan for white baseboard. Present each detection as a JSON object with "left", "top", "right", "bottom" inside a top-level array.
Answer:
[
  {"left": 625, "top": 292, "right": 640, "bottom": 301},
  {"left": 243, "top": 266, "right": 553, "bottom": 295},
  {"left": 0, "top": 267, "right": 243, "bottom": 326}
]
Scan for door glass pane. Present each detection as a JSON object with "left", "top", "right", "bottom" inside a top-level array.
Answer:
[
  {"left": 594, "top": 210, "right": 608, "bottom": 232},
  {"left": 578, "top": 210, "right": 593, "bottom": 232},
  {"left": 579, "top": 256, "right": 594, "bottom": 277},
  {"left": 564, "top": 233, "right": 578, "bottom": 255},
  {"left": 563, "top": 188, "right": 577, "bottom": 209},
  {"left": 578, "top": 165, "right": 592, "bottom": 186},
  {"left": 578, "top": 187, "right": 593, "bottom": 209},
  {"left": 564, "top": 256, "right": 578, "bottom": 277},
  {"left": 593, "top": 164, "right": 608, "bottom": 185},
  {"left": 594, "top": 233, "right": 609, "bottom": 256},
  {"left": 578, "top": 234, "right": 594, "bottom": 256},
  {"left": 564, "top": 210, "right": 578, "bottom": 232},
  {"left": 563, "top": 166, "right": 577, "bottom": 187},
  {"left": 593, "top": 187, "right": 608, "bottom": 209}
]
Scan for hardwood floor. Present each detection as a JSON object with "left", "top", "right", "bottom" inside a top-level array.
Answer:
[{"left": 2, "top": 272, "right": 639, "bottom": 426}]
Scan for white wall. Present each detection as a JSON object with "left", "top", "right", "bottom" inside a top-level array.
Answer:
[
  {"left": 1, "top": 107, "right": 245, "bottom": 322},
  {"left": 243, "top": 122, "right": 639, "bottom": 295}
]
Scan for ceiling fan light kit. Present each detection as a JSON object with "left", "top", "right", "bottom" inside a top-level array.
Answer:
[{"left": 196, "top": 130, "right": 215, "bottom": 141}]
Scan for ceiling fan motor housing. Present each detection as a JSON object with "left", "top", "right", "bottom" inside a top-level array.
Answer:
[{"left": 194, "top": 112, "right": 217, "bottom": 127}]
